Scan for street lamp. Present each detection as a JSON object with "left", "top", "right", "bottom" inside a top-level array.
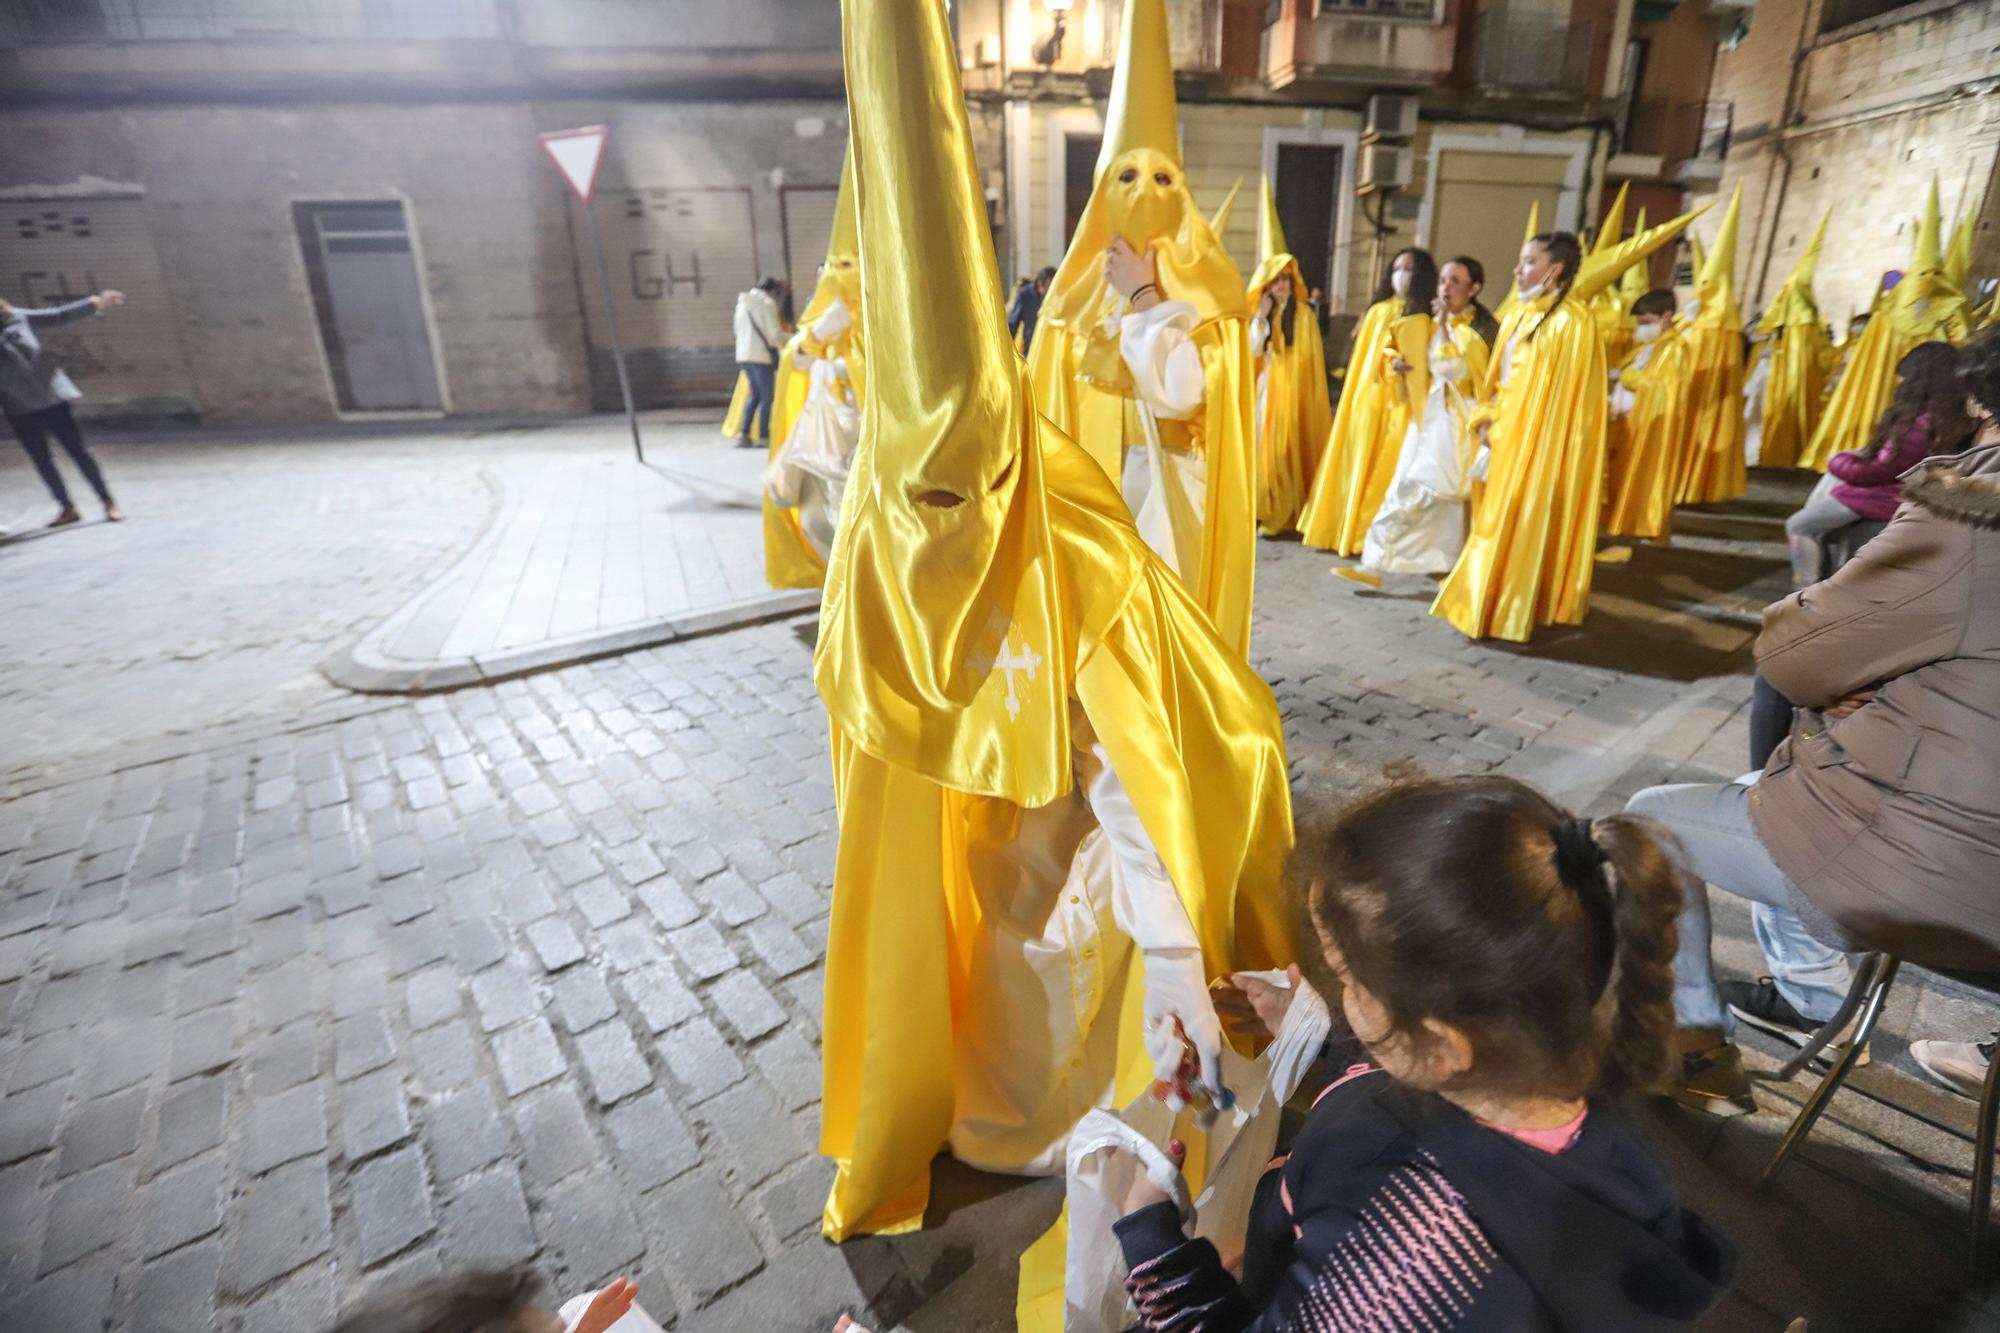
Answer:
[{"left": 1033, "top": 0, "right": 1074, "bottom": 68}]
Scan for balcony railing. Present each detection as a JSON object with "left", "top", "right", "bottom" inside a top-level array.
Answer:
[
  {"left": 0, "top": 0, "right": 502, "bottom": 41},
  {"left": 1473, "top": 10, "right": 1597, "bottom": 96}
]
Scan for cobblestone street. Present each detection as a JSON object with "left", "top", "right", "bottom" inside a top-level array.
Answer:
[{"left": 3, "top": 423, "right": 1998, "bottom": 1332}]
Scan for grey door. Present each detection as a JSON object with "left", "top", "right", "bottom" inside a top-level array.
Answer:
[{"left": 299, "top": 202, "right": 442, "bottom": 411}]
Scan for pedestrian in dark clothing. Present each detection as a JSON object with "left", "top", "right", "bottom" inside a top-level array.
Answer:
[
  {"left": 1008, "top": 266, "right": 1057, "bottom": 350},
  {"left": 2, "top": 289, "right": 127, "bottom": 526}
]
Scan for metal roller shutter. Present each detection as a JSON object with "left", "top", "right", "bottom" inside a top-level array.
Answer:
[
  {"left": 1429, "top": 151, "right": 1569, "bottom": 287},
  {"left": 2, "top": 196, "right": 197, "bottom": 417},
  {"left": 781, "top": 185, "right": 840, "bottom": 314},
  {"left": 572, "top": 185, "right": 758, "bottom": 408}
]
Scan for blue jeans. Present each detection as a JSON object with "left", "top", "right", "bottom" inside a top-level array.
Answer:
[
  {"left": 1785, "top": 471, "right": 1867, "bottom": 586},
  {"left": 1624, "top": 780, "right": 1854, "bottom": 1035},
  {"left": 737, "top": 361, "right": 775, "bottom": 442}
]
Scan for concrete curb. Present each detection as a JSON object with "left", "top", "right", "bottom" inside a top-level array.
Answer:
[{"left": 322, "top": 589, "right": 820, "bottom": 695}]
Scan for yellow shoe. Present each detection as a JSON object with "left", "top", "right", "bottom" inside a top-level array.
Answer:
[
  {"left": 1332, "top": 566, "right": 1383, "bottom": 589},
  {"left": 1594, "top": 546, "right": 1634, "bottom": 565}
]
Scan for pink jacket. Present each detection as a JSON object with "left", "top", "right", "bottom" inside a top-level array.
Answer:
[{"left": 1827, "top": 413, "right": 1936, "bottom": 521}]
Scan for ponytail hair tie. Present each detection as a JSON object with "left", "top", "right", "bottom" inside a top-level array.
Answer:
[{"left": 1552, "top": 819, "right": 1616, "bottom": 996}]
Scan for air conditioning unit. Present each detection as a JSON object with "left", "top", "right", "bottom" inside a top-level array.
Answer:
[
  {"left": 1357, "top": 142, "right": 1414, "bottom": 195},
  {"left": 1363, "top": 93, "right": 1419, "bottom": 143}
]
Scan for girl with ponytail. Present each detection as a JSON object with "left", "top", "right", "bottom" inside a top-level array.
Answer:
[{"left": 1107, "top": 776, "right": 1736, "bottom": 1331}]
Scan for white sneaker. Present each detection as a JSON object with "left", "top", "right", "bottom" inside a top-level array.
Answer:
[{"left": 1909, "top": 1037, "right": 1994, "bottom": 1101}]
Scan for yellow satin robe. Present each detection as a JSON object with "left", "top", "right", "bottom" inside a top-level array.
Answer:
[
  {"left": 1801, "top": 292, "right": 1970, "bottom": 470},
  {"left": 1673, "top": 322, "right": 1747, "bottom": 504},
  {"left": 1249, "top": 284, "right": 1334, "bottom": 533},
  {"left": 1298, "top": 299, "right": 1407, "bottom": 555},
  {"left": 1752, "top": 322, "right": 1832, "bottom": 471},
  {"left": 1604, "top": 327, "right": 1691, "bottom": 541},
  {"left": 818, "top": 434, "right": 1298, "bottom": 1246},
  {"left": 1432, "top": 295, "right": 1608, "bottom": 642},
  {"left": 719, "top": 371, "right": 766, "bottom": 442}
]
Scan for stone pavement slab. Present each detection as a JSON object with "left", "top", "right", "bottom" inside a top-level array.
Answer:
[
  {"left": 330, "top": 435, "right": 817, "bottom": 694},
  {"left": 3, "top": 446, "right": 1999, "bottom": 1332}
]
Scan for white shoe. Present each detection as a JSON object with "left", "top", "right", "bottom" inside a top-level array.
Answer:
[{"left": 1909, "top": 1037, "right": 1994, "bottom": 1101}]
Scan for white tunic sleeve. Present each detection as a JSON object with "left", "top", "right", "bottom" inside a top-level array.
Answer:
[
  {"left": 1116, "top": 299, "right": 1207, "bottom": 421},
  {"left": 810, "top": 297, "right": 851, "bottom": 344},
  {"left": 1077, "top": 734, "right": 1201, "bottom": 955},
  {"left": 1248, "top": 315, "right": 1271, "bottom": 360}
]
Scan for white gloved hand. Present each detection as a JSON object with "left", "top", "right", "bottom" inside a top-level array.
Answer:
[{"left": 1142, "top": 948, "right": 1225, "bottom": 1101}]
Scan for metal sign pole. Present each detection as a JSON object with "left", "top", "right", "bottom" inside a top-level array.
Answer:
[{"left": 584, "top": 203, "right": 644, "bottom": 464}]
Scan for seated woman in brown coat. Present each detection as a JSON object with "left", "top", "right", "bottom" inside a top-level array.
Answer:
[{"left": 1627, "top": 324, "right": 2000, "bottom": 1116}]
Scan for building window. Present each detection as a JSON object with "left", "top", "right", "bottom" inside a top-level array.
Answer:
[{"left": 1312, "top": 0, "right": 1443, "bottom": 21}]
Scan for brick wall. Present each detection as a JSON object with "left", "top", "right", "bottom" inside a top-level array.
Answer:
[{"left": 1700, "top": 0, "right": 1999, "bottom": 320}]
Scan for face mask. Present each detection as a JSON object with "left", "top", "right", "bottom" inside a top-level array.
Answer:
[
  {"left": 1633, "top": 323, "right": 1662, "bottom": 344},
  {"left": 1390, "top": 270, "right": 1412, "bottom": 298},
  {"left": 1517, "top": 276, "right": 1548, "bottom": 301}
]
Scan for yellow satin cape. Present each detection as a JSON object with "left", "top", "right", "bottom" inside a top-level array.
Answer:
[
  {"left": 818, "top": 429, "right": 1299, "bottom": 1246},
  {"left": 1752, "top": 321, "right": 1832, "bottom": 471},
  {"left": 1801, "top": 288, "right": 1972, "bottom": 469},
  {"left": 1027, "top": 306, "right": 1258, "bottom": 658},
  {"left": 1248, "top": 258, "right": 1333, "bottom": 533},
  {"left": 719, "top": 371, "right": 767, "bottom": 442},
  {"left": 1026, "top": 145, "right": 1256, "bottom": 656},
  {"left": 1604, "top": 325, "right": 1691, "bottom": 540},
  {"left": 1297, "top": 298, "right": 1408, "bottom": 555},
  {"left": 1431, "top": 294, "right": 1608, "bottom": 641},
  {"left": 1673, "top": 324, "right": 1746, "bottom": 503}
]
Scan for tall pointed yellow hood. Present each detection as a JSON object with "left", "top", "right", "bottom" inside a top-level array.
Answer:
[
  {"left": 1755, "top": 209, "right": 1828, "bottom": 334},
  {"left": 1040, "top": 0, "right": 1243, "bottom": 386},
  {"left": 1097, "top": 0, "right": 1180, "bottom": 177},
  {"left": 814, "top": 0, "right": 1072, "bottom": 806},
  {"left": 1210, "top": 176, "right": 1243, "bottom": 235},
  {"left": 1945, "top": 206, "right": 1976, "bottom": 290},
  {"left": 1574, "top": 204, "right": 1709, "bottom": 304},
  {"left": 1246, "top": 173, "right": 1297, "bottom": 294},
  {"left": 1592, "top": 183, "right": 1630, "bottom": 258},
  {"left": 797, "top": 145, "right": 863, "bottom": 326},
  {"left": 1886, "top": 176, "right": 1972, "bottom": 338},
  {"left": 1619, "top": 207, "right": 1652, "bottom": 309},
  {"left": 1691, "top": 182, "right": 1742, "bottom": 327}
]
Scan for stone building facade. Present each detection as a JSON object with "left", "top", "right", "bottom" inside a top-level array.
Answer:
[
  {"left": 0, "top": 0, "right": 1799, "bottom": 424},
  {"left": 1698, "top": 0, "right": 1999, "bottom": 325}
]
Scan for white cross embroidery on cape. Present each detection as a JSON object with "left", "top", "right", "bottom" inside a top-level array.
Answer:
[{"left": 971, "top": 612, "right": 1044, "bottom": 722}]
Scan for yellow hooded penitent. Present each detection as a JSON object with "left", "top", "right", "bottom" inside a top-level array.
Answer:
[
  {"left": 1210, "top": 175, "right": 1244, "bottom": 237},
  {"left": 1025, "top": 0, "right": 1255, "bottom": 654},
  {"left": 1433, "top": 206, "right": 1700, "bottom": 642},
  {"left": 817, "top": 0, "right": 1296, "bottom": 1282},
  {"left": 1803, "top": 178, "right": 1971, "bottom": 468},
  {"left": 763, "top": 146, "right": 865, "bottom": 589},
  {"left": 1246, "top": 175, "right": 1332, "bottom": 532},
  {"left": 1750, "top": 209, "right": 1832, "bottom": 469},
  {"left": 1674, "top": 182, "right": 1748, "bottom": 503}
]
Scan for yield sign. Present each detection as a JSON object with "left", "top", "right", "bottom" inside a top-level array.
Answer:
[{"left": 539, "top": 125, "right": 609, "bottom": 205}]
